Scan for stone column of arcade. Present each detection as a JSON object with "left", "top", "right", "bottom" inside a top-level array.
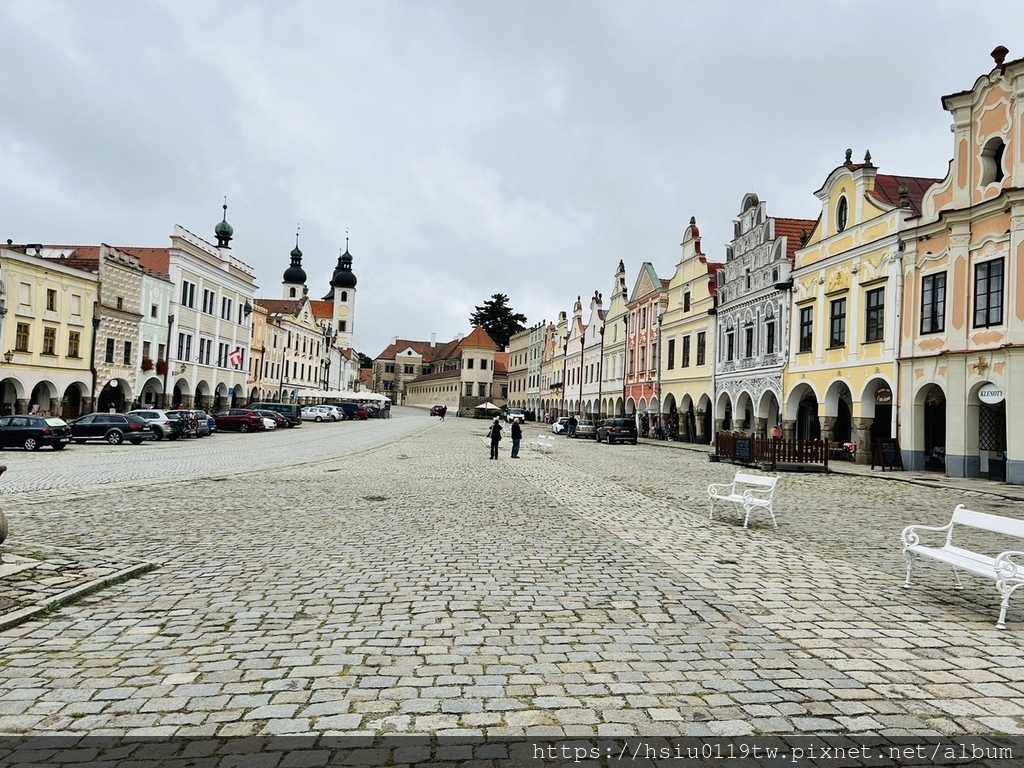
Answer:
[{"left": 854, "top": 417, "right": 874, "bottom": 464}]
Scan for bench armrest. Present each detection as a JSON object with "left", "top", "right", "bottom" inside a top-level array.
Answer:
[
  {"left": 995, "top": 551, "right": 1024, "bottom": 582},
  {"left": 742, "top": 488, "right": 772, "bottom": 507},
  {"left": 708, "top": 482, "right": 735, "bottom": 497},
  {"left": 901, "top": 522, "right": 953, "bottom": 548}
]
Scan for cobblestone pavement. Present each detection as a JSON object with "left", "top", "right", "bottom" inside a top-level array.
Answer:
[{"left": 1, "top": 408, "right": 1022, "bottom": 738}]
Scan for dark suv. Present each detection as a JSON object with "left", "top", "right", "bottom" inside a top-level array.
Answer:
[
  {"left": 596, "top": 418, "right": 638, "bottom": 445},
  {"left": 69, "top": 413, "right": 155, "bottom": 445}
]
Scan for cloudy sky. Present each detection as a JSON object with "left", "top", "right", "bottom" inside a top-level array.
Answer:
[{"left": 1, "top": 1, "right": 1017, "bottom": 357}]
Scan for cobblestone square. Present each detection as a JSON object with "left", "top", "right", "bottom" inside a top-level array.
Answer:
[{"left": 1, "top": 409, "right": 1022, "bottom": 738}]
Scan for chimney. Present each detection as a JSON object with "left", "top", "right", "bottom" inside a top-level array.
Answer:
[
  {"left": 431, "top": 333, "right": 436, "bottom": 348},
  {"left": 391, "top": 336, "right": 398, "bottom": 346}
]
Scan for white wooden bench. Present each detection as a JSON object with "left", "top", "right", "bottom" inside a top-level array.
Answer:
[
  {"left": 531, "top": 435, "right": 555, "bottom": 454},
  {"left": 708, "top": 472, "right": 780, "bottom": 528},
  {"left": 902, "top": 504, "right": 1024, "bottom": 629}
]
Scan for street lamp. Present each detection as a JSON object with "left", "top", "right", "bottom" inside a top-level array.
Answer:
[{"left": 3, "top": 350, "right": 13, "bottom": 363}]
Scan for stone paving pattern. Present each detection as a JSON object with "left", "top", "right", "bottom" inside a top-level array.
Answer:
[{"left": 0, "top": 409, "right": 1022, "bottom": 738}]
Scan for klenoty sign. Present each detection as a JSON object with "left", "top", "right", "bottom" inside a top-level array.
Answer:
[{"left": 979, "top": 384, "right": 1004, "bottom": 405}]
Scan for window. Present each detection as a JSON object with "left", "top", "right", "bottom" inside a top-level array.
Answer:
[
  {"left": 46, "top": 289, "right": 57, "bottom": 311},
  {"left": 650, "top": 343, "right": 657, "bottom": 371},
  {"left": 181, "top": 281, "right": 196, "bottom": 308},
  {"left": 974, "top": 259, "right": 1004, "bottom": 328},
  {"left": 766, "top": 322, "right": 775, "bottom": 355},
  {"left": 744, "top": 327, "right": 753, "bottom": 358},
  {"left": 799, "top": 307, "right": 813, "bottom": 352},
  {"left": 203, "top": 289, "right": 215, "bottom": 314},
  {"left": 123, "top": 341, "right": 133, "bottom": 365},
  {"left": 682, "top": 336, "right": 691, "bottom": 367},
  {"left": 116, "top": 297, "right": 124, "bottom": 310},
  {"left": 404, "top": 364, "right": 414, "bottom": 374},
  {"left": 221, "top": 297, "right": 233, "bottom": 320},
  {"left": 465, "top": 382, "right": 473, "bottom": 396},
  {"left": 745, "top": 269, "right": 751, "bottom": 290},
  {"left": 158, "top": 343, "right": 165, "bottom": 362},
  {"left": 481, "top": 359, "right": 488, "bottom": 370},
  {"left": 105, "top": 338, "right": 115, "bottom": 363},
  {"left": 199, "top": 338, "right": 211, "bottom": 366},
  {"left": 667, "top": 339, "right": 675, "bottom": 370},
  {"left": 478, "top": 383, "right": 487, "bottom": 397},
  {"left": 696, "top": 332, "right": 706, "bottom": 366},
  {"left": 177, "top": 333, "right": 192, "bottom": 362},
  {"left": 683, "top": 292, "right": 691, "bottom": 312},
  {"left": 43, "top": 327, "right": 57, "bottom": 355},
  {"left": 641, "top": 308, "right": 647, "bottom": 328},
  {"left": 340, "top": 291, "right": 348, "bottom": 302},
  {"left": 219, "top": 342, "right": 230, "bottom": 367},
  {"left": 151, "top": 304, "right": 158, "bottom": 318},
  {"left": 726, "top": 332, "right": 734, "bottom": 362},
  {"left": 921, "top": 273, "right": 946, "bottom": 334},
  {"left": 68, "top": 331, "right": 81, "bottom": 358},
  {"left": 836, "top": 196, "right": 849, "bottom": 232},
  {"left": 865, "top": 288, "right": 885, "bottom": 342},
  {"left": 143, "top": 341, "right": 151, "bottom": 359},
  {"left": 829, "top": 298, "right": 847, "bottom": 347},
  {"left": 982, "top": 137, "right": 1006, "bottom": 185},
  {"left": 385, "top": 364, "right": 395, "bottom": 373}
]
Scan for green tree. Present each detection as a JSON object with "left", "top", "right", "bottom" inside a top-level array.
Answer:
[
  {"left": 469, "top": 293, "right": 527, "bottom": 350},
  {"left": 357, "top": 352, "right": 374, "bottom": 368}
]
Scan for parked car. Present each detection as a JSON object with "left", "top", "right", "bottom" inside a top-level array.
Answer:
[
  {"left": 0, "top": 415, "right": 72, "bottom": 451},
  {"left": 506, "top": 408, "right": 526, "bottom": 423},
  {"left": 596, "top": 417, "right": 638, "bottom": 445},
  {"left": 255, "top": 409, "right": 288, "bottom": 429},
  {"left": 574, "top": 419, "right": 597, "bottom": 439},
  {"left": 128, "top": 409, "right": 179, "bottom": 440},
  {"left": 260, "top": 415, "right": 277, "bottom": 430},
  {"left": 69, "top": 413, "right": 155, "bottom": 445},
  {"left": 213, "top": 409, "right": 266, "bottom": 433},
  {"left": 248, "top": 402, "right": 301, "bottom": 427},
  {"left": 334, "top": 402, "right": 368, "bottom": 420},
  {"left": 207, "top": 415, "right": 217, "bottom": 434},
  {"left": 430, "top": 405, "right": 445, "bottom": 416},
  {"left": 301, "top": 406, "right": 332, "bottom": 423},
  {"left": 551, "top": 417, "right": 571, "bottom": 434}
]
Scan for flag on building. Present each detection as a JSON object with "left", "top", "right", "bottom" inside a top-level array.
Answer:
[{"left": 228, "top": 347, "right": 243, "bottom": 368}]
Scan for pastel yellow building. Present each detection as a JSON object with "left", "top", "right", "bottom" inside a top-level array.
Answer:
[{"left": 785, "top": 150, "right": 938, "bottom": 463}]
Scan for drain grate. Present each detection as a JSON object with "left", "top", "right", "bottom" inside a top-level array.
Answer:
[{"left": 0, "top": 597, "right": 18, "bottom": 614}]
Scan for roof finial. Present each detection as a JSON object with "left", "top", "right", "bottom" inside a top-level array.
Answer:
[
  {"left": 844, "top": 148, "right": 853, "bottom": 166},
  {"left": 898, "top": 182, "right": 910, "bottom": 209},
  {"left": 863, "top": 149, "right": 873, "bottom": 167},
  {"left": 992, "top": 45, "right": 1009, "bottom": 73},
  {"left": 346, "top": 227, "right": 349, "bottom": 252},
  {"left": 296, "top": 223, "right": 300, "bottom": 248}
]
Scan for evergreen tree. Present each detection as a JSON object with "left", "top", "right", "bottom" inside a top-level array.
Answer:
[
  {"left": 469, "top": 293, "right": 527, "bottom": 350},
  {"left": 357, "top": 352, "right": 373, "bottom": 368}
]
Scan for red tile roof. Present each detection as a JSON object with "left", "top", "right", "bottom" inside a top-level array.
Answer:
[
  {"left": 774, "top": 218, "right": 818, "bottom": 261},
  {"left": 308, "top": 300, "right": 334, "bottom": 320},
  {"left": 460, "top": 327, "right": 498, "bottom": 350},
  {"left": 869, "top": 174, "right": 941, "bottom": 216},
  {"left": 254, "top": 299, "right": 305, "bottom": 317},
  {"left": 41, "top": 245, "right": 172, "bottom": 278}
]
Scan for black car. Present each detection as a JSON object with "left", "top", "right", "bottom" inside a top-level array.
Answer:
[
  {"left": 596, "top": 418, "right": 638, "bottom": 445},
  {"left": 0, "top": 415, "right": 72, "bottom": 451},
  {"left": 69, "top": 413, "right": 156, "bottom": 445}
]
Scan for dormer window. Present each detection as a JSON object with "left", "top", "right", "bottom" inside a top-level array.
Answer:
[
  {"left": 836, "top": 196, "right": 849, "bottom": 232},
  {"left": 982, "top": 137, "right": 1006, "bottom": 185}
]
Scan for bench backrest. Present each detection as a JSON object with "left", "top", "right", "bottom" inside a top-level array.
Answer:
[
  {"left": 734, "top": 472, "right": 779, "bottom": 491},
  {"left": 951, "top": 504, "right": 1024, "bottom": 540}
]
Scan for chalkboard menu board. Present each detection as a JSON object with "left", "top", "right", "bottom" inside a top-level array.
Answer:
[
  {"left": 872, "top": 438, "right": 904, "bottom": 471},
  {"left": 734, "top": 437, "right": 752, "bottom": 463}
]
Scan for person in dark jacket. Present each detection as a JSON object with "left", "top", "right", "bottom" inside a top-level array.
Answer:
[
  {"left": 488, "top": 417, "right": 502, "bottom": 460},
  {"left": 510, "top": 418, "right": 523, "bottom": 458}
]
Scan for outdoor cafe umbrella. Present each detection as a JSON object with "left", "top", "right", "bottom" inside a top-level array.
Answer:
[{"left": 474, "top": 402, "right": 502, "bottom": 412}]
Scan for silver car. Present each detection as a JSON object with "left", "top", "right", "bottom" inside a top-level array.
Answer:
[
  {"left": 574, "top": 419, "right": 597, "bottom": 439},
  {"left": 128, "top": 408, "right": 179, "bottom": 440}
]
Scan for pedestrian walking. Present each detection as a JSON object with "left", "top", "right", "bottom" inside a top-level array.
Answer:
[
  {"left": 487, "top": 417, "right": 502, "bottom": 460},
  {"left": 440, "top": 405, "right": 447, "bottom": 421},
  {"left": 567, "top": 414, "right": 578, "bottom": 438},
  {"left": 510, "top": 418, "right": 522, "bottom": 458},
  {"left": 772, "top": 424, "right": 783, "bottom": 440}
]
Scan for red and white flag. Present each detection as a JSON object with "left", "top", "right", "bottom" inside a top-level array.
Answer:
[{"left": 228, "top": 347, "right": 243, "bottom": 367}]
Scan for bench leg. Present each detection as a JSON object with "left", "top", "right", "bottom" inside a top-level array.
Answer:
[
  {"left": 903, "top": 553, "right": 917, "bottom": 588},
  {"left": 996, "top": 581, "right": 1022, "bottom": 630}
]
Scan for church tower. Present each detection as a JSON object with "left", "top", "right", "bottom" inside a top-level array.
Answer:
[
  {"left": 281, "top": 230, "right": 308, "bottom": 299},
  {"left": 322, "top": 237, "right": 357, "bottom": 348}
]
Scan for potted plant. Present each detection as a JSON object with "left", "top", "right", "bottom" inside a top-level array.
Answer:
[
  {"left": 155, "top": 359, "right": 168, "bottom": 376},
  {"left": 141, "top": 356, "right": 154, "bottom": 372}
]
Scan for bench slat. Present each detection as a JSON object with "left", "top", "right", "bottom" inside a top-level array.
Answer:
[{"left": 951, "top": 508, "right": 1024, "bottom": 540}]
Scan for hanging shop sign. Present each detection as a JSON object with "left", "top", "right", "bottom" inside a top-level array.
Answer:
[
  {"left": 978, "top": 384, "right": 1004, "bottom": 406},
  {"left": 874, "top": 385, "right": 893, "bottom": 405}
]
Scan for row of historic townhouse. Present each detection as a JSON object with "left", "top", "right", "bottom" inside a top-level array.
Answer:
[
  {"left": 508, "top": 50, "right": 1024, "bottom": 483},
  {"left": 0, "top": 212, "right": 360, "bottom": 418}
]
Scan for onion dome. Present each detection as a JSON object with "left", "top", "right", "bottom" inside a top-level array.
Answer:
[
  {"left": 283, "top": 232, "right": 307, "bottom": 284},
  {"left": 214, "top": 202, "right": 233, "bottom": 248},
  {"left": 329, "top": 244, "right": 357, "bottom": 290}
]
